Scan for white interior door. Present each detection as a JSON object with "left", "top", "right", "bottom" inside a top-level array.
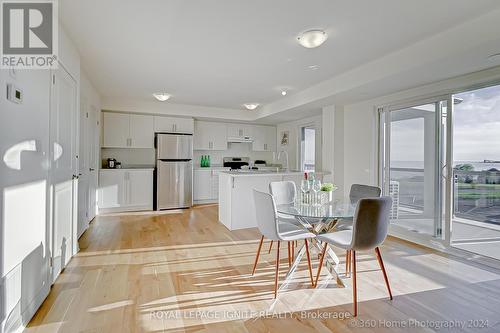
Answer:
[
  {"left": 50, "top": 67, "right": 78, "bottom": 282},
  {"left": 88, "top": 106, "right": 99, "bottom": 221},
  {"left": 78, "top": 96, "right": 89, "bottom": 237}
]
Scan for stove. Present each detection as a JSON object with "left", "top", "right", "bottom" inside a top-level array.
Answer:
[{"left": 223, "top": 157, "right": 250, "bottom": 170}]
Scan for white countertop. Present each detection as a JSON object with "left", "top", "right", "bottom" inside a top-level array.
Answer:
[
  {"left": 219, "top": 170, "right": 330, "bottom": 177},
  {"left": 101, "top": 166, "right": 154, "bottom": 171}
]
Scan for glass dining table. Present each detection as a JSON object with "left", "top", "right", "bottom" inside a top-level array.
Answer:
[{"left": 275, "top": 199, "right": 356, "bottom": 290}]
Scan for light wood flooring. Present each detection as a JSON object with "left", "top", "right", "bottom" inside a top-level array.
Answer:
[{"left": 26, "top": 205, "right": 500, "bottom": 332}]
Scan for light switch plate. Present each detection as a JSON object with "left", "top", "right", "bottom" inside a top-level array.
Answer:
[{"left": 7, "top": 83, "right": 23, "bottom": 104}]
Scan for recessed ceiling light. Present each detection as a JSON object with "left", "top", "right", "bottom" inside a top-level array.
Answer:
[
  {"left": 153, "top": 93, "right": 171, "bottom": 101},
  {"left": 488, "top": 53, "right": 500, "bottom": 61},
  {"left": 297, "top": 30, "right": 328, "bottom": 48},
  {"left": 243, "top": 103, "right": 259, "bottom": 110},
  {"left": 281, "top": 91, "right": 287, "bottom": 96},
  {"left": 308, "top": 65, "right": 320, "bottom": 71}
]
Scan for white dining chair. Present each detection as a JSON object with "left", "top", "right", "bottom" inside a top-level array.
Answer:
[
  {"left": 252, "top": 190, "right": 316, "bottom": 298},
  {"left": 314, "top": 197, "right": 393, "bottom": 316},
  {"left": 268, "top": 181, "right": 304, "bottom": 260},
  {"left": 337, "top": 184, "right": 382, "bottom": 275}
]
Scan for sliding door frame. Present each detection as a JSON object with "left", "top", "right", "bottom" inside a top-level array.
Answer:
[{"left": 378, "top": 94, "right": 452, "bottom": 247}]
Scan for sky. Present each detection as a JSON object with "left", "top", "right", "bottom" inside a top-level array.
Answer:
[
  {"left": 389, "top": 84, "right": 500, "bottom": 163},
  {"left": 454, "top": 84, "right": 500, "bottom": 162}
]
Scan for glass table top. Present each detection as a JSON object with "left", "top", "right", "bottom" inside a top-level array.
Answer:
[{"left": 276, "top": 199, "right": 356, "bottom": 219}]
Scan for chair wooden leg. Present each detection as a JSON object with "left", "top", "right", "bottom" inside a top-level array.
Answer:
[
  {"left": 352, "top": 250, "right": 357, "bottom": 317},
  {"left": 287, "top": 242, "right": 291, "bottom": 267},
  {"left": 304, "top": 239, "right": 314, "bottom": 286},
  {"left": 291, "top": 241, "right": 295, "bottom": 261},
  {"left": 252, "top": 236, "right": 264, "bottom": 275},
  {"left": 345, "top": 250, "right": 350, "bottom": 276},
  {"left": 314, "top": 243, "right": 328, "bottom": 287},
  {"left": 375, "top": 247, "right": 393, "bottom": 300},
  {"left": 268, "top": 240, "right": 273, "bottom": 254},
  {"left": 274, "top": 241, "right": 281, "bottom": 298}
]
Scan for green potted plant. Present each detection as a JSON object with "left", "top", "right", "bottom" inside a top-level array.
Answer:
[{"left": 320, "top": 183, "right": 338, "bottom": 203}]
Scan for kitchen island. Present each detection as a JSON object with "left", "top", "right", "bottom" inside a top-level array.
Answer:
[{"left": 218, "top": 170, "right": 328, "bottom": 230}]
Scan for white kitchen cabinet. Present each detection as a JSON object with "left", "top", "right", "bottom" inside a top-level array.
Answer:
[
  {"left": 194, "top": 121, "right": 227, "bottom": 150},
  {"left": 154, "top": 116, "right": 194, "bottom": 134},
  {"left": 194, "top": 169, "right": 212, "bottom": 201},
  {"left": 194, "top": 168, "right": 228, "bottom": 203},
  {"left": 129, "top": 114, "right": 154, "bottom": 148},
  {"left": 252, "top": 125, "right": 276, "bottom": 152},
  {"left": 98, "top": 169, "right": 153, "bottom": 213},
  {"left": 103, "top": 113, "right": 130, "bottom": 148},
  {"left": 128, "top": 170, "right": 154, "bottom": 207},
  {"left": 219, "top": 173, "right": 282, "bottom": 230},
  {"left": 102, "top": 112, "right": 154, "bottom": 148},
  {"left": 227, "top": 124, "right": 253, "bottom": 138},
  {"left": 98, "top": 169, "right": 126, "bottom": 208}
]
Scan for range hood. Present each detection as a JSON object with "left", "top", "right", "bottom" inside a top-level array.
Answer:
[{"left": 227, "top": 136, "right": 254, "bottom": 143}]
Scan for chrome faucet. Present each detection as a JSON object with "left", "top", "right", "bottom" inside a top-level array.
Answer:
[{"left": 277, "top": 150, "right": 289, "bottom": 171}]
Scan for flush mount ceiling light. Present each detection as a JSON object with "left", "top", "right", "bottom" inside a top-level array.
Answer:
[
  {"left": 297, "top": 30, "right": 328, "bottom": 48},
  {"left": 243, "top": 103, "right": 259, "bottom": 110},
  {"left": 308, "top": 64, "right": 320, "bottom": 71},
  {"left": 153, "top": 93, "right": 171, "bottom": 101},
  {"left": 281, "top": 90, "right": 287, "bottom": 96},
  {"left": 488, "top": 53, "right": 500, "bottom": 61}
]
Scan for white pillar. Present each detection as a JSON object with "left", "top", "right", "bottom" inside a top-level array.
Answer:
[{"left": 322, "top": 105, "right": 345, "bottom": 197}]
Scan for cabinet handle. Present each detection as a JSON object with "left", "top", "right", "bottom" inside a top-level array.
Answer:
[{"left": 264, "top": 143, "right": 267, "bottom": 150}]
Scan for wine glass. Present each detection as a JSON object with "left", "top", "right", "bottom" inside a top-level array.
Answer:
[
  {"left": 300, "top": 179, "right": 310, "bottom": 204},
  {"left": 312, "top": 180, "right": 321, "bottom": 206}
]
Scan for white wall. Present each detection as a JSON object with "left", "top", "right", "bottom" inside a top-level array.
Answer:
[
  {"left": 194, "top": 142, "right": 275, "bottom": 167},
  {"left": 276, "top": 115, "right": 323, "bottom": 171},
  {"left": 0, "top": 24, "right": 81, "bottom": 332}
]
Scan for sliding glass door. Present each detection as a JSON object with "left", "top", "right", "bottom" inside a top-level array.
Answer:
[
  {"left": 380, "top": 99, "right": 447, "bottom": 241},
  {"left": 450, "top": 84, "right": 500, "bottom": 260}
]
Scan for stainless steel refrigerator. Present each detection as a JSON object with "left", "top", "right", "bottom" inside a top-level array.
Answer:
[{"left": 155, "top": 133, "right": 193, "bottom": 210}]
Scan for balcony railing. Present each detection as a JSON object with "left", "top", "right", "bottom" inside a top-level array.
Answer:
[{"left": 453, "top": 170, "right": 500, "bottom": 226}]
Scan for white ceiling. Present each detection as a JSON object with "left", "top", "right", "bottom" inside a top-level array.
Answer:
[{"left": 61, "top": 0, "right": 500, "bottom": 115}]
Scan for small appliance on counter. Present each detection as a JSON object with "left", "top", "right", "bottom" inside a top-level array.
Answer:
[{"left": 107, "top": 158, "right": 117, "bottom": 169}]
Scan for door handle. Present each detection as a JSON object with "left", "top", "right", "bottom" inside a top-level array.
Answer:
[{"left": 89, "top": 168, "right": 95, "bottom": 171}]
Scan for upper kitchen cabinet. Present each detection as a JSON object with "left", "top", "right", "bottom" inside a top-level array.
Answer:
[
  {"left": 154, "top": 116, "right": 194, "bottom": 134},
  {"left": 102, "top": 112, "right": 154, "bottom": 148},
  {"left": 129, "top": 114, "right": 154, "bottom": 148},
  {"left": 252, "top": 125, "right": 276, "bottom": 152},
  {"left": 103, "top": 112, "right": 130, "bottom": 148},
  {"left": 227, "top": 123, "right": 253, "bottom": 138},
  {"left": 194, "top": 121, "right": 227, "bottom": 150}
]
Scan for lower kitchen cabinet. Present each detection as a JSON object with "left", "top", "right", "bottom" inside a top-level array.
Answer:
[
  {"left": 98, "top": 169, "right": 153, "bottom": 213},
  {"left": 193, "top": 168, "right": 228, "bottom": 203}
]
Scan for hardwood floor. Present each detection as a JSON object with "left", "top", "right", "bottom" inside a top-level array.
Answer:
[{"left": 26, "top": 205, "right": 500, "bottom": 332}]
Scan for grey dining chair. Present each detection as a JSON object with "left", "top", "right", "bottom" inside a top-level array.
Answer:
[
  {"left": 268, "top": 181, "right": 303, "bottom": 261},
  {"left": 314, "top": 197, "right": 393, "bottom": 316},
  {"left": 252, "top": 190, "right": 316, "bottom": 298},
  {"left": 337, "top": 184, "right": 381, "bottom": 274}
]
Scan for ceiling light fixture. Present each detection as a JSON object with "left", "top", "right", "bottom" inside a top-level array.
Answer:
[
  {"left": 281, "top": 91, "right": 287, "bottom": 96},
  {"left": 488, "top": 53, "right": 500, "bottom": 61},
  {"left": 297, "top": 30, "right": 328, "bottom": 48},
  {"left": 153, "top": 93, "right": 171, "bottom": 101},
  {"left": 243, "top": 103, "right": 259, "bottom": 110},
  {"left": 308, "top": 64, "right": 320, "bottom": 71}
]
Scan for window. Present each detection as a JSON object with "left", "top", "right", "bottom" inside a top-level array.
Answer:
[{"left": 300, "top": 126, "right": 316, "bottom": 171}]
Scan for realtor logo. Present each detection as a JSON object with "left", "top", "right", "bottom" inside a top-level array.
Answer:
[{"left": 1, "top": 0, "right": 58, "bottom": 68}]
